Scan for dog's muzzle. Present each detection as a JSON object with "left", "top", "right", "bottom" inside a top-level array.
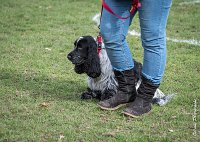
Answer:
[
  {"left": 67, "top": 54, "right": 72, "bottom": 60},
  {"left": 67, "top": 53, "right": 85, "bottom": 65}
]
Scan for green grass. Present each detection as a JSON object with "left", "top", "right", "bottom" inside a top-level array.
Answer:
[{"left": 0, "top": 0, "right": 199, "bottom": 141}]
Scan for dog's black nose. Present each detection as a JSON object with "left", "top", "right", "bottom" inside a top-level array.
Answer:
[{"left": 67, "top": 54, "right": 72, "bottom": 60}]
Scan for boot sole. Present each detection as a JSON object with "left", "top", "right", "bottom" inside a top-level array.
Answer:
[
  {"left": 122, "top": 111, "right": 151, "bottom": 118},
  {"left": 97, "top": 103, "right": 128, "bottom": 111}
]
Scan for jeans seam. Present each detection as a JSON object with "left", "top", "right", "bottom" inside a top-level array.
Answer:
[
  {"left": 121, "top": 9, "right": 132, "bottom": 70},
  {"left": 156, "top": 0, "right": 165, "bottom": 79}
]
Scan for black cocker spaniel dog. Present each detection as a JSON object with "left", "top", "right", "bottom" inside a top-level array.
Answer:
[
  {"left": 67, "top": 36, "right": 142, "bottom": 100},
  {"left": 67, "top": 36, "right": 173, "bottom": 105}
]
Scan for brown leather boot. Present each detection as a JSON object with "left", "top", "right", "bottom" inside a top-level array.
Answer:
[
  {"left": 122, "top": 76, "right": 159, "bottom": 117},
  {"left": 97, "top": 68, "right": 137, "bottom": 110}
]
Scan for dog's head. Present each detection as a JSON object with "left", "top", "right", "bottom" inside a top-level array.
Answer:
[{"left": 67, "top": 36, "right": 101, "bottom": 78}]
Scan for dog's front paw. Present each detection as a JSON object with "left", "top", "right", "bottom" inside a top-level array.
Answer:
[{"left": 81, "top": 92, "right": 93, "bottom": 99}]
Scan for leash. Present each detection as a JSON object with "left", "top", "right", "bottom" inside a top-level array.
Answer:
[
  {"left": 96, "top": 0, "right": 141, "bottom": 55},
  {"left": 97, "top": 35, "right": 102, "bottom": 55},
  {"left": 102, "top": 0, "right": 141, "bottom": 20}
]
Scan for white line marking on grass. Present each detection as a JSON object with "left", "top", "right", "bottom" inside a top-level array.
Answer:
[
  {"left": 128, "top": 30, "right": 141, "bottom": 36},
  {"left": 92, "top": 13, "right": 101, "bottom": 26},
  {"left": 166, "top": 38, "right": 200, "bottom": 46},
  {"left": 92, "top": 13, "right": 200, "bottom": 46},
  {"left": 128, "top": 30, "right": 200, "bottom": 46},
  {"left": 179, "top": 0, "right": 200, "bottom": 5}
]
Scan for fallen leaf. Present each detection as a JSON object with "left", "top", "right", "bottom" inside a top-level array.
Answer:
[
  {"left": 58, "top": 134, "right": 64, "bottom": 141},
  {"left": 78, "top": 139, "right": 84, "bottom": 142},
  {"left": 168, "top": 129, "right": 174, "bottom": 132},
  {"left": 16, "top": 90, "right": 21, "bottom": 97},
  {"left": 102, "top": 132, "right": 116, "bottom": 138},
  {"left": 171, "top": 115, "right": 177, "bottom": 119},
  {"left": 45, "top": 48, "right": 52, "bottom": 51},
  {"left": 59, "top": 109, "right": 65, "bottom": 112},
  {"left": 46, "top": 6, "right": 52, "bottom": 9},
  {"left": 39, "top": 102, "right": 50, "bottom": 107}
]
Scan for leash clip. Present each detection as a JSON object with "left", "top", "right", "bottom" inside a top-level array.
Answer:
[
  {"left": 97, "top": 35, "right": 102, "bottom": 55},
  {"left": 137, "top": 2, "right": 141, "bottom": 8}
]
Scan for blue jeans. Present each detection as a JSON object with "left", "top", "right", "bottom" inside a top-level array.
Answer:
[{"left": 100, "top": 0, "right": 172, "bottom": 84}]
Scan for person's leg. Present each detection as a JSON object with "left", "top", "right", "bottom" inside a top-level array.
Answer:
[
  {"left": 100, "top": 0, "right": 135, "bottom": 71},
  {"left": 123, "top": 0, "right": 172, "bottom": 117},
  {"left": 98, "top": 0, "right": 138, "bottom": 110},
  {"left": 140, "top": 0, "right": 172, "bottom": 84}
]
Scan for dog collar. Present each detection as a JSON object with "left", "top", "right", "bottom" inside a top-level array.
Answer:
[{"left": 97, "top": 35, "right": 102, "bottom": 55}]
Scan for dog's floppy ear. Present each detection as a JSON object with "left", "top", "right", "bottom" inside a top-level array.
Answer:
[
  {"left": 74, "top": 64, "right": 85, "bottom": 74},
  {"left": 74, "top": 39, "right": 78, "bottom": 47},
  {"left": 84, "top": 36, "right": 101, "bottom": 78}
]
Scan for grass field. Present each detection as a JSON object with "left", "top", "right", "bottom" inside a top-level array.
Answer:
[{"left": 0, "top": 0, "right": 199, "bottom": 141}]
